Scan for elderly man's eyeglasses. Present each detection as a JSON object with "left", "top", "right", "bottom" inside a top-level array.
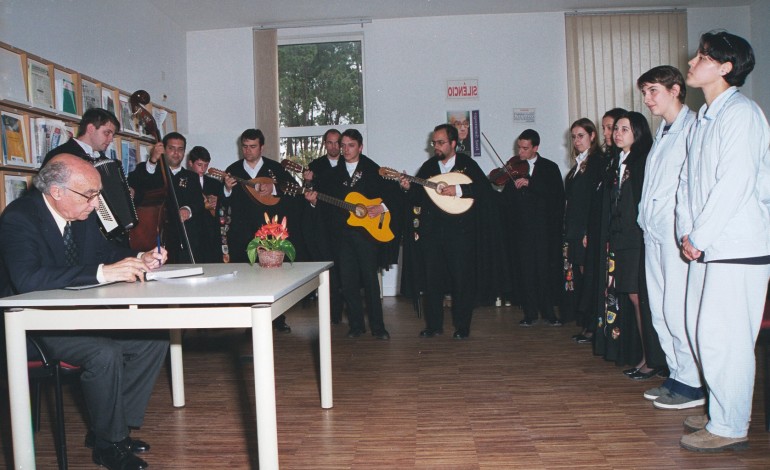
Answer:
[
  {"left": 430, "top": 140, "right": 448, "bottom": 147},
  {"left": 66, "top": 187, "right": 101, "bottom": 203}
]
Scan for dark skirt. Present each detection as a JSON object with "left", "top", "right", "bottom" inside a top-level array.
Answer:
[{"left": 612, "top": 247, "right": 641, "bottom": 293}]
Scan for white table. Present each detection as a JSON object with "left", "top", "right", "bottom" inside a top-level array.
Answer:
[{"left": 1, "top": 262, "right": 333, "bottom": 469}]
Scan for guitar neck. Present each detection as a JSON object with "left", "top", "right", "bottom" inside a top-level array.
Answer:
[
  {"left": 402, "top": 174, "right": 439, "bottom": 190},
  {"left": 316, "top": 192, "right": 358, "bottom": 213}
]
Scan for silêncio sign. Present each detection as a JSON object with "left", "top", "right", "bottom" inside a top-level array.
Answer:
[{"left": 446, "top": 79, "right": 478, "bottom": 99}]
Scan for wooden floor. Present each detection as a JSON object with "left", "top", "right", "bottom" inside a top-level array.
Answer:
[{"left": 2, "top": 296, "right": 769, "bottom": 469}]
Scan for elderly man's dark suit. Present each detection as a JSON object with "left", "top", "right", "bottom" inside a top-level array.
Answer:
[{"left": 0, "top": 189, "right": 168, "bottom": 444}]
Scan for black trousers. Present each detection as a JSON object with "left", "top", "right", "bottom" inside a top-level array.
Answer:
[
  {"left": 422, "top": 224, "right": 475, "bottom": 332},
  {"left": 516, "top": 233, "right": 557, "bottom": 322},
  {"left": 41, "top": 333, "right": 168, "bottom": 443},
  {"left": 335, "top": 232, "right": 384, "bottom": 333}
]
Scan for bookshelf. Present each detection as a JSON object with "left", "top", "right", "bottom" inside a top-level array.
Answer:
[{"left": 0, "top": 41, "right": 177, "bottom": 212}]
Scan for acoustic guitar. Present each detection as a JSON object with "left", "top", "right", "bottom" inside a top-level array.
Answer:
[
  {"left": 207, "top": 168, "right": 279, "bottom": 206},
  {"left": 281, "top": 181, "right": 394, "bottom": 243},
  {"left": 378, "top": 167, "right": 474, "bottom": 214}
]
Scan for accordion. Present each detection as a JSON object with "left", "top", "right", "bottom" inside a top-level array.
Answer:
[{"left": 92, "top": 157, "right": 138, "bottom": 239}]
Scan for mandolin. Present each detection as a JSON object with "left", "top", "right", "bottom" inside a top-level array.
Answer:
[
  {"left": 207, "top": 168, "right": 279, "bottom": 206},
  {"left": 378, "top": 167, "right": 474, "bottom": 215},
  {"left": 281, "top": 181, "right": 394, "bottom": 243}
]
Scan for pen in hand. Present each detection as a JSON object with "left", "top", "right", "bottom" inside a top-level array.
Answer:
[{"left": 156, "top": 234, "right": 162, "bottom": 268}]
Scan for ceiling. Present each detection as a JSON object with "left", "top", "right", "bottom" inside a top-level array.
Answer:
[{"left": 148, "top": 0, "right": 752, "bottom": 32}]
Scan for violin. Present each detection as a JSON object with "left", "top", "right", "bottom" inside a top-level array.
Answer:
[
  {"left": 487, "top": 156, "right": 529, "bottom": 186},
  {"left": 480, "top": 132, "right": 529, "bottom": 186}
]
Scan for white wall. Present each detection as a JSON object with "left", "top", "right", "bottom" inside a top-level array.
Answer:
[
  {"left": 750, "top": 0, "right": 770, "bottom": 113},
  {"left": 0, "top": 0, "right": 188, "bottom": 132},
  {"left": 186, "top": 27, "right": 256, "bottom": 166}
]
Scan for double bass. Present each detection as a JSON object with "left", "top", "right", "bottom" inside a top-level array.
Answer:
[{"left": 128, "top": 90, "right": 195, "bottom": 263}]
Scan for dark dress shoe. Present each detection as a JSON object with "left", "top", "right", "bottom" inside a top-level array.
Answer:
[
  {"left": 452, "top": 328, "right": 469, "bottom": 339},
  {"left": 623, "top": 367, "right": 640, "bottom": 376},
  {"left": 92, "top": 444, "right": 148, "bottom": 470},
  {"left": 347, "top": 327, "right": 365, "bottom": 338},
  {"left": 629, "top": 368, "right": 660, "bottom": 380},
  {"left": 419, "top": 328, "right": 443, "bottom": 337},
  {"left": 372, "top": 329, "right": 390, "bottom": 340},
  {"left": 274, "top": 321, "right": 292, "bottom": 333},
  {"left": 576, "top": 334, "right": 593, "bottom": 344},
  {"left": 86, "top": 431, "right": 150, "bottom": 453}
]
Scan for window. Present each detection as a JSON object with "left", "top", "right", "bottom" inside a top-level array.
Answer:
[{"left": 278, "top": 37, "right": 364, "bottom": 167}]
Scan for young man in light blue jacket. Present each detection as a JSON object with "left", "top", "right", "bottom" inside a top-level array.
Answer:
[
  {"left": 677, "top": 30, "right": 770, "bottom": 453},
  {"left": 637, "top": 65, "right": 703, "bottom": 410}
]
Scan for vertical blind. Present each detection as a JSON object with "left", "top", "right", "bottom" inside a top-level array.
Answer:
[{"left": 565, "top": 11, "right": 688, "bottom": 130}]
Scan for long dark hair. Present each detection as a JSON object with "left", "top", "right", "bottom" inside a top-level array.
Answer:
[{"left": 615, "top": 111, "right": 652, "bottom": 159}]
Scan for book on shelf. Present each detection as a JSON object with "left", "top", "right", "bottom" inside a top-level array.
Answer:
[
  {"left": 121, "top": 139, "right": 137, "bottom": 174},
  {"left": 1, "top": 111, "right": 33, "bottom": 167},
  {"left": 118, "top": 94, "right": 137, "bottom": 133},
  {"left": 101, "top": 88, "right": 115, "bottom": 114},
  {"left": 54, "top": 72, "right": 77, "bottom": 114},
  {"left": 29, "top": 117, "right": 72, "bottom": 167},
  {"left": 105, "top": 140, "right": 117, "bottom": 161},
  {"left": 81, "top": 79, "right": 100, "bottom": 112},
  {"left": 27, "top": 59, "right": 53, "bottom": 110},
  {"left": 0, "top": 47, "right": 27, "bottom": 103},
  {"left": 3, "top": 173, "right": 30, "bottom": 206}
]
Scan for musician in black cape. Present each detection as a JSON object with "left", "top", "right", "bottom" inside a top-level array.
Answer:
[
  {"left": 399, "top": 123, "right": 492, "bottom": 339},
  {"left": 305, "top": 129, "right": 402, "bottom": 340},
  {"left": 127, "top": 132, "right": 206, "bottom": 264},
  {"left": 220, "top": 128, "right": 307, "bottom": 333}
]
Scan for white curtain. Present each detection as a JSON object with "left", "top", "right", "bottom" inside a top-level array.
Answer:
[
  {"left": 565, "top": 11, "right": 688, "bottom": 130},
  {"left": 253, "top": 29, "right": 280, "bottom": 161}
]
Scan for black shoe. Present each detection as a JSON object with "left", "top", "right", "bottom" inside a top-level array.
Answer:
[
  {"left": 347, "top": 328, "right": 365, "bottom": 338},
  {"left": 92, "top": 443, "right": 148, "bottom": 470},
  {"left": 86, "top": 431, "right": 150, "bottom": 453},
  {"left": 274, "top": 321, "right": 292, "bottom": 333},
  {"left": 452, "top": 328, "right": 469, "bottom": 339},
  {"left": 629, "top": 368, "right": 660, "bottom": 380},
  {"left": 657, "top": 367, "right": 670, "bottom": 378},
  {"left": 519, "top": 319, "right": 533, "bottom": 327},
  {"left": 576, "top": 334, "right": 593, "bottom": 344},
  {"left": 545, "top": 319, "right": 563, "bottom": 327},
  {"left": 419, "top": 328, "right": 443, "bottom": 338},
  {"left": 623, "top": 367, "right": 640, "bottom": 376},
  {"left": 372, "top": 329, "right": 390, "bottom": 340}
]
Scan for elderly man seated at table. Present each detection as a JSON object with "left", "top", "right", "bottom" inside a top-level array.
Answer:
[{"left": 0, "top": 154, "right": 169, "bottom": 470}]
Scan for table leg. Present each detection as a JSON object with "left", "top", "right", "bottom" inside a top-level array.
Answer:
[
  {"left": 318, "top": 270, "right": 333, "bottom": 409},
  {"left": 252, "top": 304, "right": 278, "bottom": 469},
  {"left": 169, "top": 329, "right": 185, "bottom": 407},
  {"left": 5, "top": 311, "right": 36, "bottom": 469}
]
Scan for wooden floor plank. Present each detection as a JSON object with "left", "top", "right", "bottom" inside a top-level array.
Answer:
[{"left": 2, "top": 296, "right": 768, "bottom": 468}]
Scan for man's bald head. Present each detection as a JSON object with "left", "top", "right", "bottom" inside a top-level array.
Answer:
[{"left": 34, "top": 154, "right": 100, "bottom": 195}]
